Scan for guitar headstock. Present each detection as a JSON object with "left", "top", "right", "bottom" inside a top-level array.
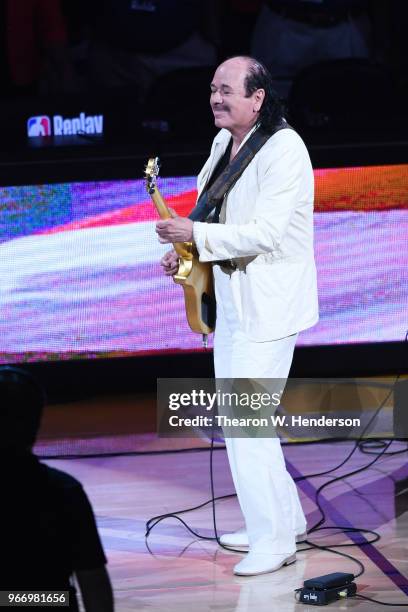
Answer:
[{"left": 145, "top": 157, "right": 161, "bottom": 194}]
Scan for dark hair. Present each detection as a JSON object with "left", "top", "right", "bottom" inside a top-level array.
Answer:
[
  {"left": 0, "top": 366, "right": 45, "bottom": 451},
  {"left": 238, "top": 56, "right": 285, "bottom": 133}
]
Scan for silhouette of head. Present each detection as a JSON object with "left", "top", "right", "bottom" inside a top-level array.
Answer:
[{"left": 0, "top": 367, "right": 45, "bottom": 452}]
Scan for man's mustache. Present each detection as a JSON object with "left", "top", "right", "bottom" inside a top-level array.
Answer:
[{"left": 213, "top": 106, "right": 230, "bottom": 112}]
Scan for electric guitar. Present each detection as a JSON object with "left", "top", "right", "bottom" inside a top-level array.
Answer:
[{"left": 145, "top": 157, "right": 215, "bottom": 338}]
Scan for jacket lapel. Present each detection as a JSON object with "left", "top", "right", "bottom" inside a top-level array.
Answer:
[{"left": 197, "top": 130, "right": 231, "bottom": 197}]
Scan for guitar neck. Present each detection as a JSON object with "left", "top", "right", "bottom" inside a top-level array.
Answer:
[
  {"left": 150, "top": 186, "right": 193, "bottom": 259},
  {"left": 150, "top": 186, "right": 172, "bottom": 220}
]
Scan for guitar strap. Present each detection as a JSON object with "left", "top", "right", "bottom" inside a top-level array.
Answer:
[{"left": 189, "top": 121, "right": 290, "bottom": 223}]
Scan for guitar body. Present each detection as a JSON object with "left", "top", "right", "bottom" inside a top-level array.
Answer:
[
  {"left": 145, "top": 158, "right": 215, "bottom": 335},
  {"left": 173, "top": 247, "right": 215, "bottom": 335}
]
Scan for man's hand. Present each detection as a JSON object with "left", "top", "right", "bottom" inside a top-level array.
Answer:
[
  {"left": 160, "top": 249, "right": 179, "bottom": 276},
  {"left": 156, "top": 209, "right": 194, "bottom": 243}
]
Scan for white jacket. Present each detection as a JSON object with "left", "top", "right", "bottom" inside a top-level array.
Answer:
[{"left": 193, "top": 126, "right": 319, "bottom": 341}]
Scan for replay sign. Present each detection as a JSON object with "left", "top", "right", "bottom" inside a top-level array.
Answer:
[{"left": 27, "top": 112, "right": 104, "bottom": 146}]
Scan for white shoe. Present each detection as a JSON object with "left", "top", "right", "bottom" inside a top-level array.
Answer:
[
  {"left": 233, "top": 551, "right": 296, "bottom": 576},
  {"left": 220, "top": 529, "right": 307, "bottom": 548}
]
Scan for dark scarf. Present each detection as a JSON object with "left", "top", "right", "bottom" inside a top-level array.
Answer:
[{"left": 189, "top": 121, "right": 288, "bottom": 223}]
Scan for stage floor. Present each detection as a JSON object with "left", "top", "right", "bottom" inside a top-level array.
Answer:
[{"left": 45, "top": 440, "right": 408, "bottom": 611}]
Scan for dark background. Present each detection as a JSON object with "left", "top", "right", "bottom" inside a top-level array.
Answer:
[{"left": 0, "top": 0, "right": 407, "bottom": 401}]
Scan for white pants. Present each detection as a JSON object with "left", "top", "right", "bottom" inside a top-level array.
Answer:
[{"left": 213, "top": 265, "right": 307, "bottom": 555}]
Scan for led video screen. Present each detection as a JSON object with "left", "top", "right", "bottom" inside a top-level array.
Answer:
[{"left": 0, "top": 164, "right": 407, "bottom": 363}]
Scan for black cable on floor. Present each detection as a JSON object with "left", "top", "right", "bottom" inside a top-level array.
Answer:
[
  {"left": 295, "top": 334, "right": 408, "bottom": 606},
  {"left": 306, "top": 437, "right": 394, "bottom": 536},
  {"left": 145, "top": 491, "right": 235, "bottom": 540},
  {"left": 144, "top": 377, "right": 399, "bottom": 543},
  {"left": 294, "top": 373, "right": 399, "bottom": 484},
  {"left": 146, "top": 334, "right": 408, "bottom": 606},
  {"left": 145, "top": 422, "right": 408, "bottom": 605},
  {"left": 358, "top": 438, "right": 408, "bottom": 456},
  {"left": 354, "top": 594, "right": 408, "bottom": 606}
]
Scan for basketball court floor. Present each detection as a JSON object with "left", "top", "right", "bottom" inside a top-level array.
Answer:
[{"left": 45, "top": 438, "right": 408, "bottom": 611}]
